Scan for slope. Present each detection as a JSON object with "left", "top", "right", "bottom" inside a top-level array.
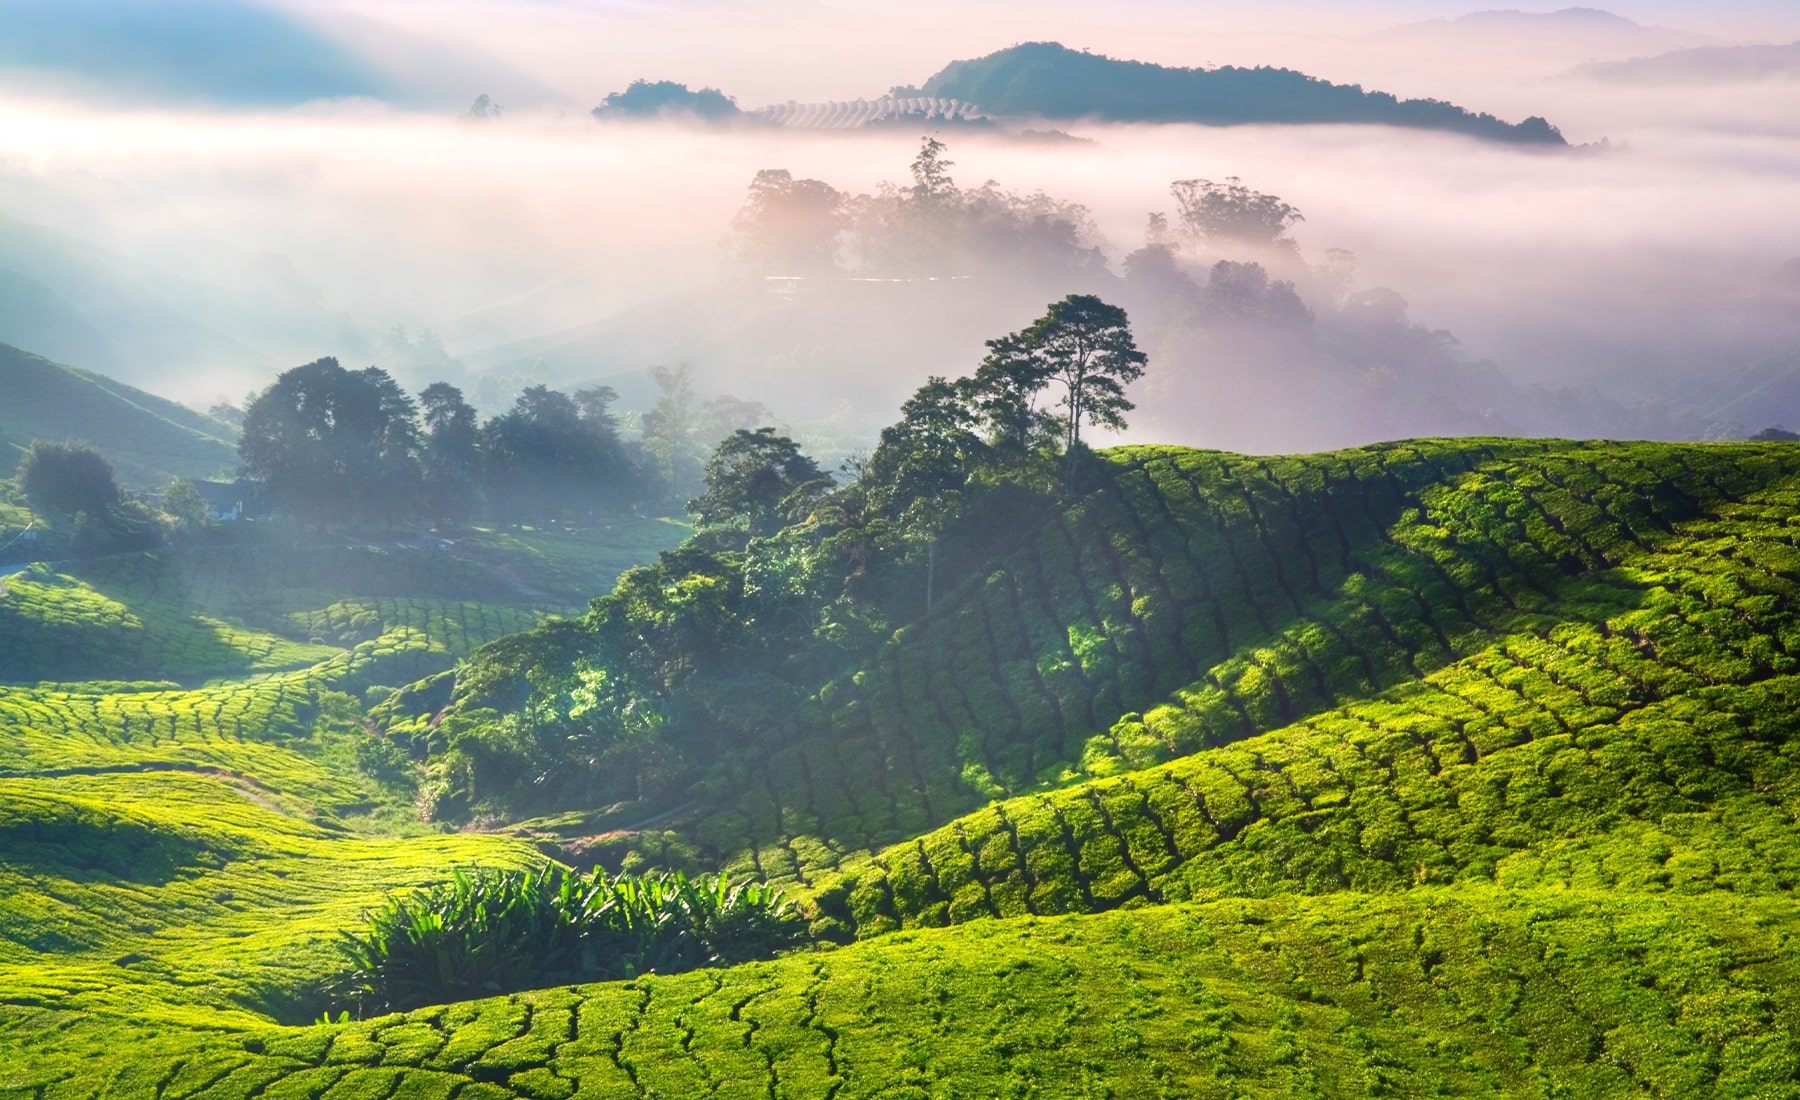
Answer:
[
  {"left": 4, "top": 439, "right": 1800, "bottom": 1098},
  {"left": 529, "top": 440, "right": 1797, "bottom": 891},
  {"left": 0, "top": 342, "right": 238, "bottom": 486}
]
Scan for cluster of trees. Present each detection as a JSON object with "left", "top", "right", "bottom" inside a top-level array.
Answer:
[
  {"left": 427, "top": 295, "right": 1147, "bottom": 819},
  {"left": 730, "top": 138, "right": 1108, "bottom": 279},
  {"left": 235, "top": 359, "right": 770, "bottom": 530},
  {"left": 10, "top": 440, "right": 164, "bottom": 557},
  {"left": 592, "top": 79, "right": 741, "bottom": 122}
]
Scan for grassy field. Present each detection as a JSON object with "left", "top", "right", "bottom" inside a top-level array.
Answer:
[{"left": 6, "top": 439, "right": 1800, "bottom": 1097}]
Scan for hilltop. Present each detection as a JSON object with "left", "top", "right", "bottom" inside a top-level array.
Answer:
[
  {"left": 6, "top": 436, "right": 1800, "bottom": 1095},
  {"left": 0, "top": 342, "right": 238, "bottom": 487},
  {"left": 914, "top": 42, "right": 1566, "bottom": 144}
]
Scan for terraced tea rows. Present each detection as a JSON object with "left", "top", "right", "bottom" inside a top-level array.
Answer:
[
  {"left": 0, "top": 523, "right": 686, "bottom": 1019},
  {"left": 558, "top": 441, "right": 1800, "bottom": 891},
  {"left": 0, "top": 773, "right": 539, "bottom": 1027},
  {"left": 9, "top": 888, "right": 1800, "bottom": 1098},
  {"left": 7, "top": 439, "right": 1800, "bottom": 1098},
  {"left": 0, "top": 564, "right": 343, "bottom": 683}
]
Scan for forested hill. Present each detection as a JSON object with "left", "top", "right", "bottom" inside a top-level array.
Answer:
[
  {"left": 0, "top": 342, "right": 237, "bottom": 486},
  {"left": 917, "top": 42, "right": 1567, "bottom": 143}
]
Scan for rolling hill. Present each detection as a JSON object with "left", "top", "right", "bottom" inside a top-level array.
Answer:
[
  {"left": 0, "top": 342, "right": 239, "bottom": 486},
  {"left": 6, "top": 437, "right": 1800, "bottom": 1095},
  {"left": 914, "top": 42, "right": 1566, "bottom": 144}
]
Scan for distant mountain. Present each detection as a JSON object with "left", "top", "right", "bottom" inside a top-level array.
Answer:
[
  {"left": 0, "top": 343, "right": 238, "bottom": 487},
  {"left": 1372, "top": 7, "right": 1711, "bottom": 57},
  {"left": 1571, "top": 41, "right": 1800, "bottom": 84},
  {"left": 916, "top": 42, "right": 1565, "bottom": 144}
]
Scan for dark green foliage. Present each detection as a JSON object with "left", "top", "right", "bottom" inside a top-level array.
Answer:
[
  {"left": 591, "top": 80, "right": 741, "bottom": 121},
  {"left": 480, "top": 385, "right": 636, "bottom": 524},
  {"left": 331, "top": 866, "right": 802, "bottom": 1014},
  {"left": 240, "top": 363, "right": 651, "bottom": 530},
  {"left": 15, "top": 438, "right": 120, "bottom": 521},
  {"left": 239, "top": 359, "right": 421, "bottom": 529},
  {"left": 919, "top": 41, "right": 1567, "bottom": 144},
  {"left": 688, "top": 428, "right": 829, "bottom": 537}
]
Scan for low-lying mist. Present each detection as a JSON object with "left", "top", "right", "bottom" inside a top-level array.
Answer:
[{"left": 1, "top": 0, "right": 1798, "bottom": 456}]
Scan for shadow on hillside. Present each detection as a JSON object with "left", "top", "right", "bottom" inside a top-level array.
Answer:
[{"left": 0, "top": 813, "right": 221, "bottom": 888}]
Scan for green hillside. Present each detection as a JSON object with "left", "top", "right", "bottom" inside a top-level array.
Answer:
[
  {"left": 916, "top": 42, "right": 1566, "bottom": 144},
  {"left": 0, "top": 342, "right": 238, "bottom": 486},
  {"left": 7, "top": 439, "right": 1800, "bottom": 1096}
]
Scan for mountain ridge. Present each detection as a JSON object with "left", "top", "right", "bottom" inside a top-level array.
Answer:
[{"left": 916, "top": 41, "right": 1566, "bottom": 143}]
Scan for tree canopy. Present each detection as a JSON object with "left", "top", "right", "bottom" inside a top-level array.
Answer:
[{"left": 16, "top": 439, "right": 121, "bottom": 522}]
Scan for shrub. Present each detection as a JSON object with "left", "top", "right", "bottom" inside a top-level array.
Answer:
[{"left": 329, "top": 865, "right": 803, "bottom": 1014}]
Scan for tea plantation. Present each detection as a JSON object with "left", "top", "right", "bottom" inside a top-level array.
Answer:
[{"left": 7, "top": 439, "right": 1800, "bottom": 1097}]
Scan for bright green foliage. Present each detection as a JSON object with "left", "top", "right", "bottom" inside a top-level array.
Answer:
[
  {"left": 11, "top": 891, "right": 1800, "bottom": 1097},
  {"left": 0, "top": 563, "right": 342, "bottom": 682},
  {"left": 332, "top": 867, "right": 801, "bottom": 1014},
  {"left": 551, "top": 437, "right": 1755, "bottom": 882},
  {"left": 9, "top": 438, "right": 1800, "bottom": 1097},
  {"left": 0, "top": 520, "right": 682, "bottom": 1036},
  {"left": 0, "top": 773, "right": 540, "bottom": 1027}
]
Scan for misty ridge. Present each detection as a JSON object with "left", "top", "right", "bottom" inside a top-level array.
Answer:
[{"left": 0, "top": 1, "right": 1797, "bottom": 464}]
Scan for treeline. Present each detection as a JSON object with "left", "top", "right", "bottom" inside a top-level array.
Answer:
[
  {"left": 236, "top": 360, "right": 770, "bottom": 531},
  {"left": 402, "top": 294, "right": 1148, "bottom": 821},
  {"left": 6, "top": 439, "right": 165, "bottom": 558}
]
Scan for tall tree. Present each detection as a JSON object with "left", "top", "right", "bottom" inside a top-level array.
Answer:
[
  {"left": 865, "top": 377, "right": 984, "bottom": 609},
  {"left": 1008, "top": 296, "right": 1148, "bottom": 488},
  {"left": 965, "top": 332, "right": 1056, "bottom": 465},
  {"left": 419, "top": 382, "right": 481, "bottom": 529},
  {"left": 239, "top": 358, "right": 421, "bottom": 529},
  {"left": 690, "top": 429, "right": 830, "bottom": 537},
  {"left": 640, "top": 366, "right": 700, "bottom": 506},
  {"left": 909, "top": 137, "right": 957, "bottom": 204}
]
